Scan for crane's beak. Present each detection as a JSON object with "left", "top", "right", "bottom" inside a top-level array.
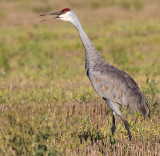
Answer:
[{"left": 40, "top": 11, "right": 61, "bottom": 22}]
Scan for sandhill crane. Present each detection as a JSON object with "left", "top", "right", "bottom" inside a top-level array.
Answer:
[{"left": 41, "top": 8, "right": 150, "bottom": 140}]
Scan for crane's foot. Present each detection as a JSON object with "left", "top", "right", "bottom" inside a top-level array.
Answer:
[
  {"left": 123, "top": 119, "right": 132, "bottom": 141},
  {"left": 111, "top": 124, "right": 116, "bottom": 136},
  {"left": 110, "top": 135, "right": 116, "bottom": 144},
  {"left": 110, "top": 124, "right": 116, "bottom": 144}
]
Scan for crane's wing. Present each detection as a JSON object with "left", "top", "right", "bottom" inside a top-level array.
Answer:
[
  {"left": 107, "top": 65, "right": 139, "bottom": 90},
  {"left": 89, "top": 64, "right": 149, "bottom": 117}
]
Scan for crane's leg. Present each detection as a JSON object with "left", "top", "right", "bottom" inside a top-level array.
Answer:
[
  {"left": 119, "top": 116, "right": 132, "bottom": 140},
  {"left": 104, "top": 98, "right": 132, "bottom": 140},
  {"left": 111, "top": 111, "right": 116, "bottom": 135}
]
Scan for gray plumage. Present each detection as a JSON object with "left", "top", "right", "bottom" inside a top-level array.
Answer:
[
  {"left": 41, "top": 8, "right": 150, "bottom": 140},
  {"left": 77, "top": 11, "right": 150, "bottom": 139}
]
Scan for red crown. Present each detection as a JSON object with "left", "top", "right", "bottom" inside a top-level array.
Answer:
[{"left": 60, "top": 8, "right": 70, "bottom": 14}]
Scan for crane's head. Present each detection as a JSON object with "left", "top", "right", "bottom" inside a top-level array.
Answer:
[{"left": 40, "top": 8, "right": 77, "bottom": 23}]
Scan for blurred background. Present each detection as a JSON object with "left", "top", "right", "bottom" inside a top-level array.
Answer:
[
  {"left": 0, "top": 0, "right": 160, "bottom": 80},
  {"left": 0, "top": 0, "right": 160, "bottom": 155}
]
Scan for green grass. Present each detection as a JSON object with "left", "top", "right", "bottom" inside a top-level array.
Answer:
[{"left": 0, "top": 0, "right": 160, "bottom": 155}]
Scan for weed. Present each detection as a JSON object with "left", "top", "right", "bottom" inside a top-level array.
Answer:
[
  {"left": 120, "top": 1, "right": 131, "bottom": 10},
  {"left": 0, "top": 10, "right": 5, "bottom": 19},
  {"left": 134, "top": 0, "right": 144, "bottom": 11}
]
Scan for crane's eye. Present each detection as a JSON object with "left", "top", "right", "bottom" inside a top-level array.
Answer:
[{"left": 60, "top": 8, "right": 70, "bottom": 14}]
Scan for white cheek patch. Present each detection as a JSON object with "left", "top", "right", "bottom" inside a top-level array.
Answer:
[{"left": 59, "top": 12, "right": 71, "bottom": 21}]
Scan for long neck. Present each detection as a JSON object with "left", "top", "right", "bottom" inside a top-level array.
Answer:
[{"left": 72, "top": 18, "right": 104, "bottom": 70}]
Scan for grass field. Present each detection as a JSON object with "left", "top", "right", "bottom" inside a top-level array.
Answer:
[{"left": 0, "top": 0, "right": 160, "bottom": 155}]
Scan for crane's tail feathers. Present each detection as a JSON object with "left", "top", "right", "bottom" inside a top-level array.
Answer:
[
  {"left": 138, "top": 95, "right": 150, "bottom": 119},
  {"left": 145, "top": 102, "right": 150, "bottom": 119}
]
